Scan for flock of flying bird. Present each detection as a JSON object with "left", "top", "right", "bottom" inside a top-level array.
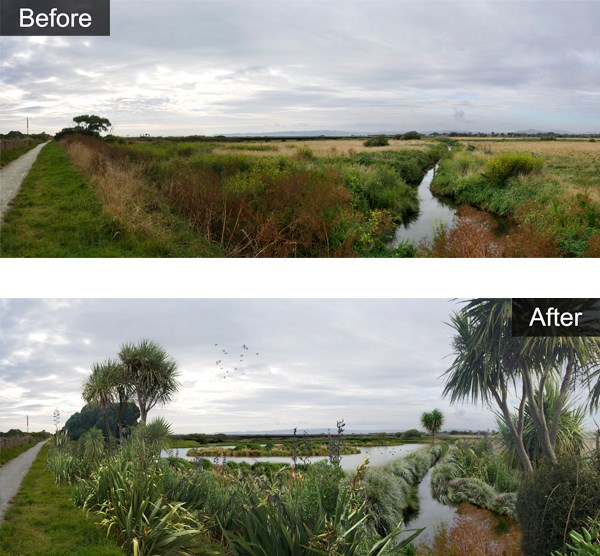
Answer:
[{"left": 214, "top": 343, "right": 261, "bottom": 379}]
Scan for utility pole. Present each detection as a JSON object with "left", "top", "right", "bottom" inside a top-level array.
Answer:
[
  {"left": 27, "top": 415, "right": 29, "bottom": 433},
  {"left": 27, "top": 117, "right": 29, "bottom": 136}
]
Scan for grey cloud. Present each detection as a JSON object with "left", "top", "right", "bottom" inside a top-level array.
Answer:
[{"left": 1, "top": 1, "right": 599, "bottom": 134}]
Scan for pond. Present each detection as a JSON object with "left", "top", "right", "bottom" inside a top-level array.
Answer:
[
  {"left": 163, "top": 443, "right": 427, "bottom": 472},
  {"left": 389, "top": 165, "right": 458, "bottom": 247}
]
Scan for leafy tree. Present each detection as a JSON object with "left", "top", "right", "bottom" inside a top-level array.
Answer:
[
  {"left": 72, "top": 114, "right": 111, "bottom": 136},
  {"left": 64, "top": 402, "right": 140, "bottom": 440},
  {"left": 421, "top": 409, "right": 444, "bottom": 445},
  {"left": 118, "top": 339, "right": 180, "bottom": 424},
  {"left": 54, "top": 114, "right": 111, "bottom": 140}
]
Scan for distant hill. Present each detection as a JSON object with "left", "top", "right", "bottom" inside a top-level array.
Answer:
[{"left": 225, "top": 130, "right": 369, "bottom": 137}]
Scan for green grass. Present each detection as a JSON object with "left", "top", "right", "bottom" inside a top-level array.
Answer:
[
  {"left": 0, "top": 439, "right": 39, "bottom": 466},
  {"left": 0, "top": 444, "right": 124, "bottom": 556},
  {"left": 0, "top": 141, "right": 44, "bottom": 167},
  {"left": 0, "top": 142, "right": 217, "bottom": 257}
]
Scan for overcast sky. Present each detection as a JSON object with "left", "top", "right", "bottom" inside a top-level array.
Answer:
[
  {"left": 1, "top": 0, "right": 599, "bottom": 136},
  {"left": 1, "top": 298, "right": 509, "bottom": 434}
]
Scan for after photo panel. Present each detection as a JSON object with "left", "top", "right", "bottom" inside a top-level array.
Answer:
[{"left": 1, "top": 298, "right": 599, "bottom": 555}]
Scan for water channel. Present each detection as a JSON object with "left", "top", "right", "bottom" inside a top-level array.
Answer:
[
  {"left": 403, "top": 466, "right": 457, "bottom": 541},
  {"left": 389, "top": 165, "right": 458, "bottom": 248}
]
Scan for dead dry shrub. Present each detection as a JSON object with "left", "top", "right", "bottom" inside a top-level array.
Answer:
[
  {"left": 419, "top": 206, "right": 504, "bottom": 257},
  {"left": 164, "top": 163, "right": 355, "bottom": 257},
  {"left": 585, "top": 233, "right": 600, "bottom": 256},
  {"left": 418, "top": 503, "right": 522, "bottom": 556}
]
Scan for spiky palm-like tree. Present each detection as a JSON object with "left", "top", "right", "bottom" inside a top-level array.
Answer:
[
  {"left": 118, "top": 339, "right": 180, "bottom": 424},
  {"left": 443, "top": 299, "right": 600, "bottom": 471},
  {"left": 421, "top": 409, "right": 444, "bottom": 445},
  {"left": 83, "top": 360, "right": 116, "bottom": 438}
]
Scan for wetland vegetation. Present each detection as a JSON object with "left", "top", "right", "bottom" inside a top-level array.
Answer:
[{"left": 2, "top": 126, "right": 597, "bottom": 257}]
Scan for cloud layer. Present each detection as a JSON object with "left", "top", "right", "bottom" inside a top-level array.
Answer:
[
  {"left": 1, "top": 0, "right": 599, "bottom": 135},
  {"left": 0, "top": 298, "right": 501, "bottom": 434}
]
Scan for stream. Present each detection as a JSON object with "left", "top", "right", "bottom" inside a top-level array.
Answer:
[
  {"left": 389, "top": 164, "right": 458, "bottom": 248},
  {"left": 403, "top": 466, "right": 457, "bottom": 541}
]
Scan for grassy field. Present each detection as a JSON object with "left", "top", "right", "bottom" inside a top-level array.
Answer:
[
  {"left": 427, "top": 138, "right": 600, "bottom": 257},
  {"left": 0, "top": 444, "right": 124, "bottom": 556}
]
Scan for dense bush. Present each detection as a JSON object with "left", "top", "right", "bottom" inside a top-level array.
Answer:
[
  {"left": 400, "top": 429, "right": 421, "bottom": 440},
  {"left": 363, "top": 135, "right": 389, "bottom": 147},
  {"left": 516, "top": 454, "right": 600, "bottom": 555},
  {"left": 401, "top": 131, "right": 421, "bottom": 140},
  {"left": 484, "top": 152, "right": 544, "bottom": 184}
]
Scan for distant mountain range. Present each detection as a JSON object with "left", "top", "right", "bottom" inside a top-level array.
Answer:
[{"left": 223, "top": 128, "right": 576, "bottom": 137}]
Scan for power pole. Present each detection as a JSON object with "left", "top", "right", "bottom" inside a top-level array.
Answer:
[
  {"left": 27, "top": 415, "right": 29, "bottom": 433},
  {"left": 27, "top": 117, "right": 29, "bottom": 136}
]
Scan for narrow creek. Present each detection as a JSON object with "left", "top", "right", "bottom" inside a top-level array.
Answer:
[
  {"left": 388, "top": 165, "right": 458, "bottom": 248},
  {"left": 403, "top": 466, "right": 456, "bottom": 540}
]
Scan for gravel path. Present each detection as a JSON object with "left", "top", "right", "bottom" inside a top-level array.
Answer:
[
  {"left": 0, "top": 440, "right": 47, "bottom": 523},
  {"left": 0, "top": 141, "right": 49, "bottom": 222}
]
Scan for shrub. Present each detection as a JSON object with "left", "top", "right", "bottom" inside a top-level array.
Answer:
[
  {"left": 484, "top": 152, "right": 544, "bottom": 184},
  {"left": 516, "top": 455, "right": 600, "bottom": 555},
  {"left": 363, "top": 135, "right": 389, "bottom": 147},
  {"left": 401, "top": 429, "right": 422, "bottom": 440},
  {"left": 401, "top": 131, "right": 421, "bottom": 140},
  {"left": 552, "top": 517, "right": 600, "bottom": 555}
]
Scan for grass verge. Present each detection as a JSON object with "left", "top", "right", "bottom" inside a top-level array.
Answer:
[
  {"left": 0, "top": 439, "right": 38, "bottom": 466},
  {"left": 0, "top": 142, "right": 219, "bottom": 257},
  {"left": 0, "top": 141, "right": 44, "bottom": 168},
  {"left": 0, "top": 444, "right": 124, "bottom": 556}
]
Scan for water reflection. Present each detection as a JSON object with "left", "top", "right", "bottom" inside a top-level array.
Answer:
[
  {"left": 389, "top": 166, "right": 458, "bottom": 247},
  {"left": 403, "top": 467, "right": 456, "bottom": 540},
  {"left": 163, "top": 443, "right": 426, "bottom": 472}
]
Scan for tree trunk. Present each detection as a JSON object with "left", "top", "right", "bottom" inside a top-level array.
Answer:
[
  {"left": 493, "top": 389, "right": 533, "bottom": 473},
  {"left": 549, "top": 355, "right": 574, "bottom": 450},
  {"left": 522, "top": 366, "right": 557, "bottom": 464},
  {"left": 103, "top": 410, "right": 113, "bottom": 439}
]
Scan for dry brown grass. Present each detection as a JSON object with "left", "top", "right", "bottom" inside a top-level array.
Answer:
[
  {"left": 64, "top": 140, "right": 173, "bottom": 240},
  {"left": 460, "top": 139, "right": 600, "bottom": 201},
  {"left": 213, "top": 138, "right": 429, "bottom": 157}
]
